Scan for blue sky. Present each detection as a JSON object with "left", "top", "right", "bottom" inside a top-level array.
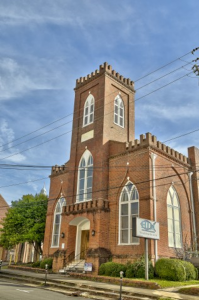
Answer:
[{"left": 0, "top": 0, "right": 198, "bottom": 204}]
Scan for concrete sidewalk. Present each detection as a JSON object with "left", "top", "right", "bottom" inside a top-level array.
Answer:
[{"left": 1, "top": 267, "right": 199, "bottom": 300}]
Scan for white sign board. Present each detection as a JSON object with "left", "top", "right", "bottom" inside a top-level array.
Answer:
[
  {"left": 84, "top": 263, "right": 92, "bottom": 271},
  {"left": 134, "top": 217, "right": 160, "bottom": 240}
]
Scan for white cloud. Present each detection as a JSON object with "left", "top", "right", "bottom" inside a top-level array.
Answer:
[
  {"left": 27, "top": 176, "right": 39, "bottom": 192},
  {"left": 0, "top": 119, "right": 26, "bottom": 163},
  {"left": 0, "top": 1, "right": 136, "bottom": 27},
  {"left": 137, "top": 102, "right": 199, "bottom": 123},
  {"left": 0, "top": 57, "right": 69, "bottom": 100},
  {"left": 0, "top": 119, "right": 14, "bottom": 146}
]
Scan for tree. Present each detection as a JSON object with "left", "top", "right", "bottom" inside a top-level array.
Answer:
[{"left": 0, "top": 193, "right": 48, "bottom": 256}]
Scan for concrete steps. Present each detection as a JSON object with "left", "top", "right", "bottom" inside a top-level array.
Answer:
[{"left": 59, "top": 259, "right": 85, "bottom": 273}]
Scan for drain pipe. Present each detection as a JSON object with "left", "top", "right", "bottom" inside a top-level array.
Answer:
[
  {"left": 151, "top": 153, "right": 158, "bottom": 262},
  {"left": 188, "top": 172, "right": 197, "bottom": 251}
]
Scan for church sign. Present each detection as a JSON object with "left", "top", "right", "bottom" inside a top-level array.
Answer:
[
  {"left": 133, "top": 217, "right": 160, "bottom": 240},
  {"left": 84, "top": 263, "right": 93, "bottom": 272}
]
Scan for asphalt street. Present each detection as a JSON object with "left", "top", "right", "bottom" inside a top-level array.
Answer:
[{"left": 0, "top": 279, "right": 91, "bottom": 300}]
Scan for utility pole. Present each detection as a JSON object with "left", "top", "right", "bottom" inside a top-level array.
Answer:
[{"left": 192, "top": 47, "right": 199, "bottom": 76}]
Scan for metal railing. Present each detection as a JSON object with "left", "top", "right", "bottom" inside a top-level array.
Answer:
[{"left": 64, "top": 249, "right": 87, "bottom": 273}]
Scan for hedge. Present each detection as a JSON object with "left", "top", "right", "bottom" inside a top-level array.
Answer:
[
  {"left": 99, "top": 262, "right": 127, "bottom": 277},
  {"left": 40, "top": 258, "right": 53, "bottom": 269},
  {"left": 99, "top": 259, "right": 154, "bottom": 279},
  {"left": 32, "top": 261, "right": 41, "bottom": 268},
  {"left": 126, "top": 260, "right": 154, "bottom": 279},
  {"left": 155, "top": 258, "right": 186, "bottom": 281},
  {"left": 180, "top": 260, "right": 197, "bottom": 280}
]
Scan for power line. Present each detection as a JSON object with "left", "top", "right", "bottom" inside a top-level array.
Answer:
[
  {"left": 134, "top": 50, "right": 192, "bottom": 82},
  {"left": 136, "top": 61, "right": 193, "bottom": 91},
  {"left": 135, "top": 71, "right": 192, "bottom": 102},
  {"left": 0, "top": 168, "right": 197, "bottom": 210},
  {"left": 0, "top": 113, "right": 73, "bottom": 149},
  {"left": 163, "top": 128, "right": 199, "bottom": 143},
  {"left": 0, "top": 162, "right": 195, "bottom": 170},
  {"left": 0, "top": 118, "right": 73, "bottom": 154},
  {"left": 0, "top": 163, "right": 52, "bottom": 168},
  {"left": 0, "top": 177, "right": 49, "bottom": 189},
  {"left": 0, "top": 164, "right": 192, "bottom": 189}
]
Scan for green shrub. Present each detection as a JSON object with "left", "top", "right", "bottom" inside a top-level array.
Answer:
[
  {"left": 180, "top": 261, "right": 197, "bottom": 280},
  {"left": 155, "top": 258, "right": 186, "bottom": 281},
  {"left": 99, "top": 262, "right": 126, "bottom": 277},
  {"left": 126, "top": 259, "right": 154, "bottom": 279},
  {"left": 32, "top": 261, "right": 41, "bottom": 268},
  {"left": 195, "top": 267, "right": 199, "bottom": 280},
  {"left": 98, "top": 263, "right": 106, "bottom": 275},
  {"left": 111, "top": 263, "right": 127, "bottom": 277},
  {"left": 40, "top": 258, "right": 53, "bottom": 269}
]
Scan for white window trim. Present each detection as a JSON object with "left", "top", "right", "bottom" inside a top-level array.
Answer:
[
  {"left": 76, "top": 150, "right": 93, "bottom": 203},
  {"left": 114, "top": 95, "right": 125, "bottom": 128},
  {"left": 118, "top": 181, "right": 139, "bottom": 245},
  {"left": 51, "top": 197, "right": 66, "bottom": 248},
  {"left": 83, "top": 94, "right": 95, "bottom": 127},
  {"left": 167, "top": 186, "right": 182, "bottom": 249}
]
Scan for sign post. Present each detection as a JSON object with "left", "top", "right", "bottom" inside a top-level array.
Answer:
[
  {"left": 133, "top": 217, "right": 160, "bottom": 280},
  {"left": 45, "top": 264, "right": 48, "bottom": 286},
  {"left": 118, "top": 270, "right": 124, "bottom": 300},
  {"left": 145, "top": 239, "right": 148, "bottom": 280}
]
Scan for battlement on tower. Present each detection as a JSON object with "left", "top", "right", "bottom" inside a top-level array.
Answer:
[
  {"left": 51, "top": 163, "right": 68, "bottom": 176},
  {"left": 125, "top": 133, "right": 190, "bottom": 165},
  {"left": 75, "top": 62, "right": 135, "bottom": 91}
]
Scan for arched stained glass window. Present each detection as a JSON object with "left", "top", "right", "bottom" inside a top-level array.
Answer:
[
  {"left": 167, "top": 186, "right": 182, "bottom": 248},
  {"left": 51, "top": 197, "right": 66, "bottom": 247},
  {"left": 114, "top": 95, "right": 124, "bottom": 127},
  {"left": 83, "top": 94, "right": 95, "bottom": 126},
  {"left": 119, "top": 181, "right": 139, "bottom": 244},
  {"left": 77, "top": 150, "right": 93, "bottom": 202}
]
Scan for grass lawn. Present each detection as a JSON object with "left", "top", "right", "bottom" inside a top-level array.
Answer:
[
  {"left": 149, "top": 278, "right": 199, "bottom": 288},
  {"left": 123, "top": 277, "right": 199, "bottom": 288}
]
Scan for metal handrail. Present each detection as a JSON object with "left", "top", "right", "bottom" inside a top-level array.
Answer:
[{"left": 65, "top": 248, "right": 87, "bottom": 270}]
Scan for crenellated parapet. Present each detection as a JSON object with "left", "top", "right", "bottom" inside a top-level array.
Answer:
[
  {"left": 75, "top": 62, "right": 135, "bottom": 91},
  {"left": 51, "top": 163, "right": 68, "bottom": 176},
  {"left": 125, "top": 133, "right": 190, "bottom": 165},
  {"left": 63, "top": 198, "right": 110, "bottom": 215}
]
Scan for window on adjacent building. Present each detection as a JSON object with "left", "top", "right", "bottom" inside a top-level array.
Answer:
[
  {"left": 167, "top": 186, "right": 182, "bottom": 248},
  {"left": 83, "top": 94, "right": 95, "bottom": 127},
  {"left": 114, "top": 95, "right": 124, "bottom": 127},
  {"left": 51, "top": 197, "right": 66, "bottom": 247},
  {"left": 77, "top": 150, "right": 93, "bottom": 202},
  {"left": 119, "top": 181, "right": 139, "bottom": 244}
]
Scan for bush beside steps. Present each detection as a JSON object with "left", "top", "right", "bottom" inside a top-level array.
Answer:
[
  {"left": 99, "top": 258, "right": 155, "bottom": 279},
  {"left": 99, "top": 258, "right": 198, "bottom": 281}
]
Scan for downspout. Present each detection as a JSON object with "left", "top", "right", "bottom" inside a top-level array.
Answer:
[
  {"left": 151, "top": 152, "right": 158, "bottom": 262},
  {"left": 188, "top": 172, "right": 197, "bottom": 251}
]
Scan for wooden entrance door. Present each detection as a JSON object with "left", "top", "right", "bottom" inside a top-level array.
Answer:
[{"left": 80, "top": 230, "right": 89, "bottom": 259}]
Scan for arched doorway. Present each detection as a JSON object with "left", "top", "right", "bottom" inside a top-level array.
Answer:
[{"left": 69, "top": 217, "right": 90, "bottom": 260}]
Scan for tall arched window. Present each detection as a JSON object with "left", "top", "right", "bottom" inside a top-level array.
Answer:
[
  {"left": 77, "top": 150, "right": 93, "bottom": 202},
  {"left": 167, "top": 186, "right": 182, "bottom": 248},
  {"left": 83, "top": 94, "right": 95, "bottom": 127},
  {"left": 114, "top": 95, "right": 124, "bottom": 127},
  {"left": 51, "top": 197, "right": 66, "bottom": 247},
  {"left": 119, "top": 181, "right": 139, "bottom": 244}
]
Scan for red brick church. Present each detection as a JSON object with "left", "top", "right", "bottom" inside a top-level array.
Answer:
[{"left": 43, "top": 63, "right": 199, "bottom": 274}]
